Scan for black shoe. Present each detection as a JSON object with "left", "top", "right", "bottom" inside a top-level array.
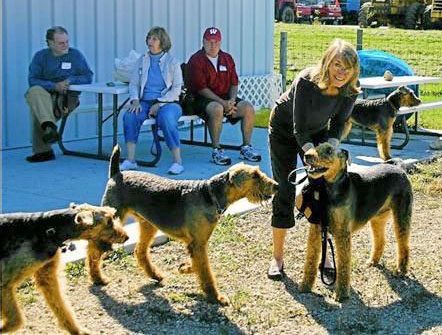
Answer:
[
  {"left": 42, "top": 126, "right": 60, "bottom": 144},
  {"left": 26, "top": 150, "right": 55, "bottom": 163},
  {"left": 267, "top": 262, "right": 284, "bottom": 281}
]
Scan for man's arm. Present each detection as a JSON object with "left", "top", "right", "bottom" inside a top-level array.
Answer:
[
  {"left": 28, "top": 52, "right": 57, "bottom": 91},
  {"left": 67, "top": 50, "right": 93, "bottom": 85}
]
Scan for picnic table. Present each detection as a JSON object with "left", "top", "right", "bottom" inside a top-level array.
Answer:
[
  {"left": 60, "top": 82, "right": 239, "bottom": 167},
  {"left": 347, "top": 75, "right": 442, "bottom": 149}
]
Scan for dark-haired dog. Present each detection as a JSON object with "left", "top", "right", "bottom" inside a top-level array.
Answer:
[
  {"left": 88, "top": 145, "right": 278, "bottom": 305},
  {"left": 0, "top": 203, "right": 128, "bottom": 334},
  {"left": 298, "top": 143, "right": 413, "bottom": 302},
  {"left": 342, "top": 86, "right": 421, "bottom": 160}
]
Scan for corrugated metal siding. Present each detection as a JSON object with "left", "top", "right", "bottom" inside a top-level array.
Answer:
[{"left": 2, "top": 0, "right": 273, "bottom": 149}]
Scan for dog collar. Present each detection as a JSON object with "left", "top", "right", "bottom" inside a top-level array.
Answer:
[
  {"left": 387, "top": 99, "right": 399, "bottom": 111},
  {"left": 207, "top": 185, "right": 226, "bottom": 215},
  {"left": 45, "top": 227, "right": 76, "bottom": 253}
]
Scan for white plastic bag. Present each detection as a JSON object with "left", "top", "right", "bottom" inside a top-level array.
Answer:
[{"left": 113, "top": 50, "right": 141, "bottom": 83}]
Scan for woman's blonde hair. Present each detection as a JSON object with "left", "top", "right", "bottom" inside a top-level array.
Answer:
[
  {"left": 146, "top": 26, "right": 172, "bottom": 52},
  {"left": 310, "top": 38, "right": 360, "bottom": 96}
]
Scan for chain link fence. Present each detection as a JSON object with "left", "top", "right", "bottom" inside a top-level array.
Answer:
[{"left": 275, "top": 24, "right": 442, "bottom": 85}]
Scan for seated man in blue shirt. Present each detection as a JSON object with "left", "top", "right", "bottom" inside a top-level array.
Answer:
[{"left": 25, "top": 26, "right": 93, "bottom": 162}]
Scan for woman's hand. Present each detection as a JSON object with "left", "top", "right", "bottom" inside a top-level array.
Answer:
[
  {"left": 128, "top": 99, "right": 141, "bottom": 113},
  {"left": 148, "top": 103, "right": 161, "bottom": 118}
]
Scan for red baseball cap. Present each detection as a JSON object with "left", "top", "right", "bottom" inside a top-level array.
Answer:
[{"left": 203, "top": 27, "right": 222, "bottom": 42}]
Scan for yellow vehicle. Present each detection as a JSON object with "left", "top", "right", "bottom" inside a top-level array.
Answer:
[
  {"left": 423, "top": 0, "right": 442, "bottom": 28},
  {"left": 358, "top": 0, "right": 442, "bottom": 29}
]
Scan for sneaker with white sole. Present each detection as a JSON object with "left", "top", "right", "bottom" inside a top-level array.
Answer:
[
  {"left": 240, "top": 145, "right": 261, "bottom": 162},
  {"left": 120, "top": 159, "right": 138, "bottom": 171},
  {"left": 168, "top": 162, "right": 184, "bottom": 175},
  {"left": 429, "top": 138, "right": 442, "bottom": 150},
  {"left": 212, "top": 148, "right": 231, "bottom": 166}
]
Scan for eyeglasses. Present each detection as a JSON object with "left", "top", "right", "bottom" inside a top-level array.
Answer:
[{"left": 332, "top": 62, "right": 352, "bottom": 73}]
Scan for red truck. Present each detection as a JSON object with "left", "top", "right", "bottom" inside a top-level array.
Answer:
[
  {"left": 275, "top": 0, "right": 343, "bottom": 24},
  {"left": 275, "top": 0, "right": 314, "bottom": 23}
]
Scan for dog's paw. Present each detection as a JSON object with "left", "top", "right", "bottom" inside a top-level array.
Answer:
[
  {"left": 299, "top": 282, "right": 313, "bottom": 293},
  {"left": 393, "top": 268, "right": 408, "bottom": 277},
  {"left": 91, "top": 276, "right": 110, "bottom": 286},
  {"left": 216, "top": 294, "right": 230, "bottom": 306},
  {"left": 178, "top": 261, "right": 193, "bottom": 274},
  {"left": 77, "top": 327, "right": 92, "bottom": 335},
  {"left": 335, "top": 288, "right": 350, "bottom": 302},
  {"left": 366, "top": 259, "right": 379, "bottom": 267}
]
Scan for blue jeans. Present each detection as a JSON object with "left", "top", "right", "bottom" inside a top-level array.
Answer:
[{"left": 123, "top": 100, "right": 182, "bottom": 150}]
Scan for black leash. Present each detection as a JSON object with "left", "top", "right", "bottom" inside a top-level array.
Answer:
[
  {"left": 319, "top": 225, "right": 337, "bottom": 286},
  {"left": 288, "top": 167, "right": 337, "bottom": 286},
  {"left": 317, "top": 180, "right": 337, "bottom": 286}
]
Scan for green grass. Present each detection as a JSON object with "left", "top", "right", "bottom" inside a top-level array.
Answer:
[
  {"left": 271, "top": 24, "right": 442, "bottom": 130},
  {"left": 409, "top": 158, "right": 442, "bottom": 195}
]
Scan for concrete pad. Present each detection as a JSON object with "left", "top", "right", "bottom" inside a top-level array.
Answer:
[{"left": 2, "top": 124, "right": 442, "bottom": 264}]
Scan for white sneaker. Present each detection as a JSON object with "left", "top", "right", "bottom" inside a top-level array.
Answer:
[
  {"left": 240, "top": 145, "right": 262, "bottom": 162},
  {"left": 429, "top": 138, "right": 442, "bottom": 150},
  {"left": 168, "top": 163, "right": 184, "bottom": 175},
  {"left": 120, "top": 159, "right": 138, "bottom": 171}
]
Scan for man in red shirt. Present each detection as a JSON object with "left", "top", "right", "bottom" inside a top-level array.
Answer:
[{"left": 188, "top": 27, "right": 261, "bottom": 165}]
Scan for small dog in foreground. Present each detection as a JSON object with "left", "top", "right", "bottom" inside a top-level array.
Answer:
[
  {"left": 0, "top": 203, "right": 128, "bottom": 334},
  {"left": 298, "top": 143, "right": 413, "bottom": 302},
  {"left": 342, "top": 86, "right": 421, "bottom": 160},
  {"left": 88, "top": 145, "right": 278, "bottom": 305}
]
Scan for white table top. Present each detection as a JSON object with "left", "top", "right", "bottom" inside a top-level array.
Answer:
[
  {"left": 359, "top": 76, "right": 441, "bottom": 89},
  {"left": 69, "top": 82, "right": 129, "bottom": 94}
]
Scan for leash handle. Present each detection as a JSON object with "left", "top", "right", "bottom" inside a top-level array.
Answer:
[
  {"left": 288, "top": 166, "right": 308, "bottom": 186},
  {"left": 319, "top": 227, "right": 337, "bottom": 286}
]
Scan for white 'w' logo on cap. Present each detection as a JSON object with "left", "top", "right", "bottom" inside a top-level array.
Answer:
[{"left": 209, "top": 28, "right": 218, "bottom": 34}]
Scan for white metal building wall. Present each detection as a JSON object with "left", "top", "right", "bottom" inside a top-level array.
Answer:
[{"left": 1, "top": 0, "right": 274, "bottom": 149}]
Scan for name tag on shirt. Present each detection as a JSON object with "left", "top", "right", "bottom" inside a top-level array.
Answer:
[
  {"left": 61, "top": 62, "right": 72, "bottom": 70},
  {"left": 219, "top": 65, "right": 227, "bottom": 72}
]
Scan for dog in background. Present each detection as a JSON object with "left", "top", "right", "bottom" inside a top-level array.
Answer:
[
  {"left": 342, "top": 86, "right": 421, "bottom": 160},
  {"left": 88, "top": 145, "right": 278, "bottom": 305},
  {"left": 299, "top": 143, "right": 413, "bottom": 302},
  {"left": 0, "top": 203, "right": 128, "bottom": 334}
]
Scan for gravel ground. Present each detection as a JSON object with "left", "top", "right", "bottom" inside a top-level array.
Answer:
[{"left": 14, "top": 161, "right": 442, "bottom": 335}]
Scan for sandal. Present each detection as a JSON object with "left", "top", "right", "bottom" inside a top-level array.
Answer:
[{"left": 267, "top": 261, "right": 284, "bottom": 280}]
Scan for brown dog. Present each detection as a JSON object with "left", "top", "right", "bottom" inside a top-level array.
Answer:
[
  {"left": 342, "top": 86, "right": 421, "bottom": 160},
  {"left": 88, "top": 145, "right": 278, "bottom": 305},
  {"left": 0, "top": 203, "right": 128, "bottom": 334},
  {"left": 298, "top": 143, "right": 413, "bottom": 302}
]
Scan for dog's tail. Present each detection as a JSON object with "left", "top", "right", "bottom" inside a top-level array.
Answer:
[{"left": 109, "top": 145, "right": 121, "bottom": 177}]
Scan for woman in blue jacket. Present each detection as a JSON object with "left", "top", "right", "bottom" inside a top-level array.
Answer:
[{"left": 121, "top": 27, "right": 184, "bottom": 175}]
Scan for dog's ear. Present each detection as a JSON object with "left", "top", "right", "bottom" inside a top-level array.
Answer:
[
  {"left": 339, "top": 148, "right": 351, "bottom": 166},
  {"left": 74, "top": 211, "right": 95, "bottom": 226},
  {"left": 228, "top": 169, "right": 247, "bottom": 188},
  {"left": 398, "top": 86, "right": 408, "bottom": 94}
]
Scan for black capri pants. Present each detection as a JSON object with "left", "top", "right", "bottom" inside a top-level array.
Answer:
[{"left": 269, "top": 106, "right": 328, "bottom": 229}]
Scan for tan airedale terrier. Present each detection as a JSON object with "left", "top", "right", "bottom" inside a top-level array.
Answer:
[
  {"left": 298, "top": 143, "right": 413, "bottom": 302},
  {"left": 0, "top": 203, "right": 128, "bottom": 334},
  {"left": 342, "top": 86, "right": 421, "bottom": 161},
  {"left": 87, "top": 145, "right": 278, "bottom": 305}
]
